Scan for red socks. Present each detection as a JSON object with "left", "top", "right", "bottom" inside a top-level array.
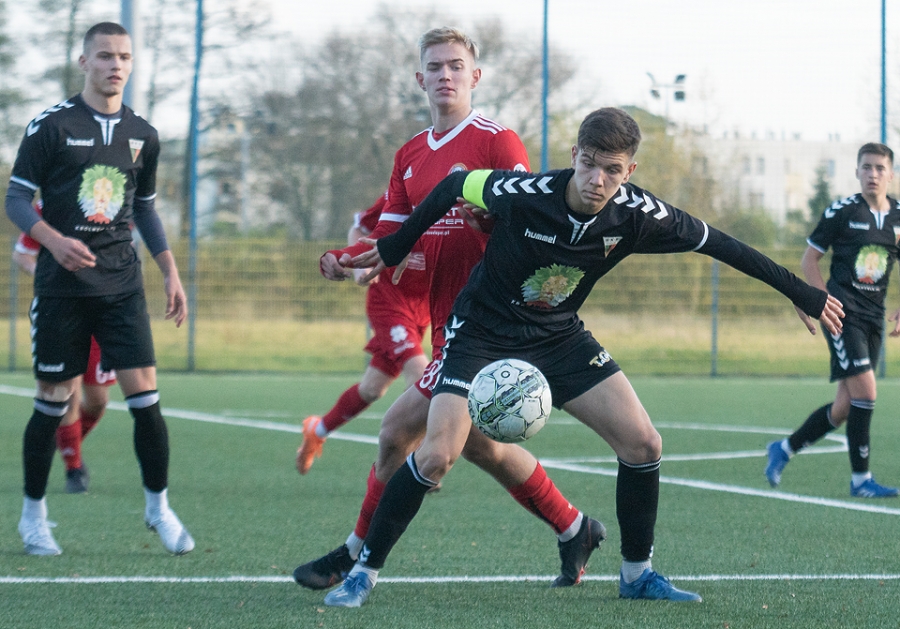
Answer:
[
  {"left": 508, "top": 462, "right": 578, "bottom": 534},
  {"left": 353, "top": 464, "right": 386, "bottom": 539},
  {"left": 322, "top": 384, "right": 371, "bottom": 432},
  {"left": 80, "top": 408, "right": 105, "bottom": 437},
  {"left": 55, "top": 420, "right": 83, "bottom": 471}
]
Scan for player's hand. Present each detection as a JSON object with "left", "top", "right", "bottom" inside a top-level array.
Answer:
[
  {"left": 888, "top": 307, "right": 900, "bottom": 337},
  {"left": 319, "top": 252, "right": 353, "bottom": 281},
  {"left": 47, "top": 236, "right": 96, "bottom": 272},
  {"left": 798, "top": 294, "right": 843, "bottom": 336},
  {"left": 350, "top": 238, "right": 388, "bottom": 284},
  {"left": 163, "top": 272, "right": 188, "bottom": 328},
  {"left": 459, "top": 197, "right": 493, "bottom": 233}
]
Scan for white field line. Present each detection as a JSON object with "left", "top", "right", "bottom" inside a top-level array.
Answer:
[
  {"left": 2, "top": 573, "right": 899, "bottom": 585},
  {"left": 0, "top": 384, "right": 892, "bottom": 515}
]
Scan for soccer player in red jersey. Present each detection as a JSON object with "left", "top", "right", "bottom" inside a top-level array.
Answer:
[
  {"left": 294, "top": 27, "right": 603, "bottom": 592},
  {"left": 13, "top": 217, "right": 116, "bottom": 494},
  {"left": 296, "top": 193, "right": 430, "bottom": 474}
]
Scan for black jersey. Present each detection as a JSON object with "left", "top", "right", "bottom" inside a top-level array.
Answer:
[
  {"left": 807, "top": 194, "right": 900, "bottom": 322},
  {"left": 9, "top": 94, "right": 159, "bottom": 297},
  {"left": 379, "top": 169, "right": 826, "bottom": 342}
]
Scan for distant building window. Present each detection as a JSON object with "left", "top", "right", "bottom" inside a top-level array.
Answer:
[
  {"left": 826, "top": 159, "right": 836, "bottom": 178},
  {"left": 756, "top": 157, "right": 765, "bottom": 175},
  {"left": 742, "top": 156, "right": 752, "bottom": 174}
]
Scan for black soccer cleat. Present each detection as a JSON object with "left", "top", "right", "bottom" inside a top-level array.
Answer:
[
  {"left": 65, "top": 466, "right": 89, "bottom": 494},
  {"left": 551, "top": 516, "right": 606, "bottom": 587},
  {"left": 293, "top": 544, "right": 356, "bottom": 590}
]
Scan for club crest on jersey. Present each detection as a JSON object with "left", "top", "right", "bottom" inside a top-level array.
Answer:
[
  {"left": 603, "top": 236, "right": 622, "bottom": 257},
  {"left": 854, "top": 245, "right": 887, "bottom": 285},
  {"left": 78, "top": 164, "right": 126, "bottom": 224},
  {"left": 448, "top": 163, "right": 467, "bottom": 174},
  {"left": 129, "top": 138, "right": 144, "bottom": 162},
  {"left": 521, "top": 264, "right": 584, "bottom": 309}
]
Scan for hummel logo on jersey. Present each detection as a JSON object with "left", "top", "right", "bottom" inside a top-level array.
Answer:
[
  {"left": 568, "top": 215, "right": 597, "bottom": 245},
  {"left": 441, "top": 376, "right": 471, "bottom": 390},
  {"left": 849, "top": 221, "right": 870, "bottom": 230},
  {"left": 825, "top": 196, "right": 855, "bottom": 219},
  {"left": 67, "top": 138, "right": 95, "bottom": 147},
  {"left": 129, "top": 139, "right": 145, "bottom": 162},
  {"left": 603, "top": 236, "right": 622, "bottom": 257},
  {"left": 403, "top": 166, "right": 413, "bottom": 180},
  {"left": 492, "top": 176, "right": 553, "bottom": 196},
  {"left": 524, "top": 228, "right": 556, "bottom": 244}
]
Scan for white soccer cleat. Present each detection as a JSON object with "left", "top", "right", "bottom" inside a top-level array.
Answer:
[
  {"left": 18, "top": 516, "right": 62, "bottom": 556},
  {"left": 145, "top": 508, "right": 195, "bottom": 555}
]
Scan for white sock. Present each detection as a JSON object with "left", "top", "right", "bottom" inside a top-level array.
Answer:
[
  {"left": 144, "top": 487, "right": 170, "bottom": 517},
  {"left": 349, "top": 563, "right": 378, "bottom": 583},
  {"left": 621, "top": 560, "right": 652, "bottom": 583},
  {"left": 851, "top": 472, "right": 872, "bottom": 488},
  {"left": 314, "top": 418, "right": 329, "bottom": 439},
  {"left": 345, "top": 533, "right": 364, "bottom": 560},
  {"left": 557, "top": 512, "right": 584, "bottom": 543},
  {"left": 780, "top": 439, "right": 794, "bottom": 457},
  {"left": 22, "top": 496, "right": 48, "bottom": 521}
]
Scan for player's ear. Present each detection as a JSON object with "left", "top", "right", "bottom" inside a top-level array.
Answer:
[
  {"left": 570, "top": 145, "right": 579, "bottom": 167},
  {"left": 471, "top": 67, "right": 482, "bottom": 89},
  {"left": 623, "top": 161, "right": 637, "bottom": 182},
  {"left": 415, "top": 72, "right": 426, "bottom": 91},
  {"left": 78, "top": 54, "right": 88, "bottom": 71}
]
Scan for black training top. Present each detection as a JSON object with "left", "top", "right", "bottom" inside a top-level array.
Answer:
[
  {"left": 807, "top": 193, "right": 900, "bottom": 323},
  {"left": 378, "top": 168, "right": 827, "bottom": 342},
  {"left": 10, "top": 94, "right": 160, "bottom": 297}
]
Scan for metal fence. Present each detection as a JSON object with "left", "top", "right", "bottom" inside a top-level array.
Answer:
[{"left": 2, "top": 239, "right": 894, "bottom": 377}]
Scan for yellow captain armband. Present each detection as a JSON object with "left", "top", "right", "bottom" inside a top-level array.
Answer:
[{"left": 461, "top": 170, "right": 493, "bottom": 208}]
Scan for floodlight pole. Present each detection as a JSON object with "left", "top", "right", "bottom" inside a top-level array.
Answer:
[
  {"left": 647, "top": 73, "right": 686, "bottom": 124},
  {"left": 540, "top": 0, "right": 549, "bottom": 171},
  {"left": 187, "top": 0, "right": 204, "bottom": 371}
]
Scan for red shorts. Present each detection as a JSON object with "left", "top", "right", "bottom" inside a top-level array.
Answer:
[
  {"left": 364, "top": 281, "right": 429, "bottom": 378},
  {"left": 413, "top": 358, "right": 442, "bottom": 400},
  {"left": 83, "top": 337, "right": 117, "bottom": 387}
]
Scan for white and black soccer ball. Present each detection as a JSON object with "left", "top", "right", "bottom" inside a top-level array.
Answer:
[{"left": 467, "top": 358, "right": 552, "bottom": 443}]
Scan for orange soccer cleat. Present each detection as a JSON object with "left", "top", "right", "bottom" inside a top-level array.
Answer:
[{"left": 296, "top": 416, "right": 326, "bottom": 474}]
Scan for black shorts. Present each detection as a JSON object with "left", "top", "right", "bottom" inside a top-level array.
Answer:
[
  {"left": 30, "top": 292, "right": 156, "bottom": 382},
  {"left": 824, "top": 316, "right": 883, "bottom": 382},
  {"left": 432, "top": 317, "right": 621, "bottom": 408}
]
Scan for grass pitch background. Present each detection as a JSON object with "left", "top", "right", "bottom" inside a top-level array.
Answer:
[{"left": 1, "top": 372, "right": 899, "bottom": 629}]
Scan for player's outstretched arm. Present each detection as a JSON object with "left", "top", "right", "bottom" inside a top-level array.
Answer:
[
  {"left": 352, "top": 238, "right": 409, "bottom": 284},
  {"left": 153, "top": 250, "right": 187, "bottom": 327}
]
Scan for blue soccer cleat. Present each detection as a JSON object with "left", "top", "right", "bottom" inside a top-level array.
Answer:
[
  {"left": 764, "top": 440, "right": 790, "bottom": 487},
  {"left": 323, "top": 570, "right": 376, "bottom": 608},
  {"left": 850, "top": 477, "right": 899, "bottom": 498},
  {"left": 619, "top": 569, "right": 702, "bottom": 602}
]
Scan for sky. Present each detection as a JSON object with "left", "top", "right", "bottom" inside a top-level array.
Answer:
[{"left": 270, "top": 0, "right": 900, "bottom": 145}]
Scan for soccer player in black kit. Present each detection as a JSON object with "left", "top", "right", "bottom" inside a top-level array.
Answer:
[
  {"left": 766, "top": 142, "right": 900, "bottom": 498},
  {"left": 5, "top": 22, "right": 194, "bottom": 555},
  {"left": 322, "top": 107, "right": 844, "bottom": 607}
]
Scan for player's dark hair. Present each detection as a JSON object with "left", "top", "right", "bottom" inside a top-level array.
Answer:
[
  {"left": 857, "top": 142, "right": 893, "bottom": 166},
  {"left": 577, "top": 108, "right": 642, "bottom": 159},
  {"left": 83, "top": 22, "right": 129, "bottom": 52}
]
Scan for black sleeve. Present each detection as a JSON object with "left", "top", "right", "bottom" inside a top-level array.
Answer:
[
  {"left": 376, "top": 171, "right": 468, "bottom": 266},
  {"left": 698, "top": 226, "right": 828, "bottom": 317},
  {"left": 5, "top": 181, "right": 41, "bottom": 233},
  {"left": 132, "top": 196, "right": 169, "bottom": 256}
]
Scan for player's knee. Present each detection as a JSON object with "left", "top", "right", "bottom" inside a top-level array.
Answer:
[
  {"left": 416, "top": 450, "right": 457, "bottom": 480},
  {"left": 357, "top": 381, "right": 388, "bottom": 403}
]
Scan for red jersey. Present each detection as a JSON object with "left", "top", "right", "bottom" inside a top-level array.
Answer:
[{"left": 342, "top": 110, "right": 529, "bottom": 355}]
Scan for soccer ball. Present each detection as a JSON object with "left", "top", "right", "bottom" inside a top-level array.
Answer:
[{"left": 467, "top": 358, "right": 552, "bottom": 443}]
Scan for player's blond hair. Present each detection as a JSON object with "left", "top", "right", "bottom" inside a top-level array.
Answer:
[{"left": 418, "top": 27, "right": 479, "bottom": 64}]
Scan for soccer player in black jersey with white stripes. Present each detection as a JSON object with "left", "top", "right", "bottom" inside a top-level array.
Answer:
[
  {"left": 5, "top": 22, "right": 194, "bottom": 555},
  {"left": 323, "top": 107, "right": 844, "bottom": 607},
  {"left": 766, "top": 143, "right": 900, "bottom": 498}
]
